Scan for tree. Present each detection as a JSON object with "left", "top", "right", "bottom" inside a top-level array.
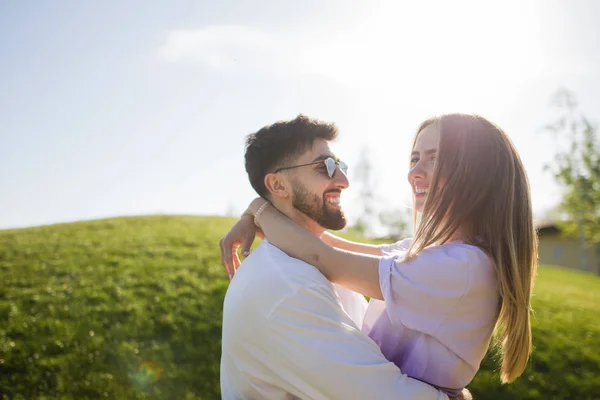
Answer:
[
  {"left": 347, "top": 146, "right": 410, "bottom": 239},
  {"left": 378, "top": 207, "right": 410, "bottom": 241},
  {"left": 347, "top": 146, "right": 378, "bottom": 237},
  {"left": 543, "top": 89, "right": 600, "bottom": 270},
  {"left": 225, "top": 203, "right": 238, "bottom": 217}
]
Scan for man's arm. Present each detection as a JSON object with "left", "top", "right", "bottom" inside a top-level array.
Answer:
[{"left": 258, "top": 282, "right": 448, "bottom": 400}]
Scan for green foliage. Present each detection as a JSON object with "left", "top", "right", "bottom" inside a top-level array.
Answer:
[
  {"left": 544, "top": 89, "right": 600, "bottom": 245},
  {"left": 1, "top": 216, "right": 599, "bottom": 399},
  {"left": 378, "top": 208, "right": 410, "bottom": 241}
]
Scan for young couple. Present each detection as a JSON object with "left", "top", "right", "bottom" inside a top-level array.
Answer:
[{"left": 219, "top": 114, "right": 537, "bottom": 399}]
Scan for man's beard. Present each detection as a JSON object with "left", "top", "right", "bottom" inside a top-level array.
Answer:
[{"left": 291, "top": 182, "right": 347, "bottom": 231}]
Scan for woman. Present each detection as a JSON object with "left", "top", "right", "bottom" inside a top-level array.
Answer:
[{"left": 221, "top": 113, "right": 537, "bottom": 396}]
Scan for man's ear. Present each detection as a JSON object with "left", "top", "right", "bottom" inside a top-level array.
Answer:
[{"left": 264, "top": 172, "right": 290, "bottom": 199}]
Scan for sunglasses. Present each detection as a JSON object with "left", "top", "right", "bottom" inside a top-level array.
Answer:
[{"left": 274, "top": 157, "right": 348, "bottom": 178}]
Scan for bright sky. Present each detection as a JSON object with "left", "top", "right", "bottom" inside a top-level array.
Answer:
[{"left": 2, "top": 0, "right": 599, "bottom": 230}]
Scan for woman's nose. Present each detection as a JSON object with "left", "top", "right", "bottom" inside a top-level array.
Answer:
[{"left": 408, "top": 161, "right": 427, "bottom": 181}]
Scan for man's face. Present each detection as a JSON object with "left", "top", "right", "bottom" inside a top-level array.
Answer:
[{"left": 284, "top": 139, "right": 350, "bottom": 230}]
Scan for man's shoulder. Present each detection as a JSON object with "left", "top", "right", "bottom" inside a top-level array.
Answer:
[
  {"left": 224, "top": 241, "right": 334, "bottom": 312},
  {"left": 240, "top": 240, "right": 332, "bottom": 287},
  {"left": 222, "top": 240, "right": 341, "bottom": 337}
]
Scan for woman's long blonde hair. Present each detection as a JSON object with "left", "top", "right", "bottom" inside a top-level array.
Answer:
[{"left": 406, "top": 113, "right": 538, "bottom": 383}]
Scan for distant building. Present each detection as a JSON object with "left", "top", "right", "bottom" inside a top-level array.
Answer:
[{"left": 537, "top": 222, "right": 600, "bottom": 275}]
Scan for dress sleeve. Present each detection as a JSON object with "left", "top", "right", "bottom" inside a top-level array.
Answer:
[
  {"left": 378, "top": 246, "right": 471, "bottom": 335},
  {"left": 379, "top": 238, "right": 413, "bottom": 256}
]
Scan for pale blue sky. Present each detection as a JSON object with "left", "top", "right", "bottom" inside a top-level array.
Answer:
[{"left": 1, "top": 0, "right": 599, "bottom": 230}]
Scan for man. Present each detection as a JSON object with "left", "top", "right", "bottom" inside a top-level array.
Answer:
[{"left": 219, "top": 115, "right": 450, "bottom": 399}]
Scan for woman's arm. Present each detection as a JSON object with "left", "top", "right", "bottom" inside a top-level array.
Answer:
[
  {"left": 321, "top": 232, "right": 384, "bottom": 256},
  {"left": 249, "top": 199, "right": 384, "bottom": 300},
  {"left": 220, "top": 214, "right": 266, "bottom": 278}
]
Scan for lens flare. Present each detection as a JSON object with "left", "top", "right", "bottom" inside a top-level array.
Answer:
[{"left": 132, "top": 361, "right": 162, "bottom": 391}]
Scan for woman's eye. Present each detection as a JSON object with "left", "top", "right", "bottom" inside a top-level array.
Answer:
[{"left": 410, "top": 158, "right": 419, "bottom": 165}]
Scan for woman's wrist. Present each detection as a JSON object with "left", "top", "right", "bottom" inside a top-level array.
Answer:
[
  {"left": 239, "top": 209, "right": 264, "bottom": 238},
  {"left": 241, "top": 209, "right": 254, "bottom": 219},
  {"left": 248, "top": 197, "right": 267, "bottom": 215},
  {"left": 253, "top": 201, "right": 271, "bottom": 228}
]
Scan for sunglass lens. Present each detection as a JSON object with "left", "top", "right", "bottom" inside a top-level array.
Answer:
[
  {"left": 325, "top": 158, "right": 336, "bottom": 178},
  {"left": 339, "top": 160, "right": 348, "bottom": 175}
]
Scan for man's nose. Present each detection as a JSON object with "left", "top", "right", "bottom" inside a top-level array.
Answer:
[{"left": 333, "top": 167, "right": 349, "bottom": 189}]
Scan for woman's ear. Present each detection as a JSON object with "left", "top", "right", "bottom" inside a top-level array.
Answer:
[{"left": 264, "top": 173, "right": 290, "bottom": 199}]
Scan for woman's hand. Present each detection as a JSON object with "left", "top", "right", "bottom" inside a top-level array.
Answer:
[
  {"left": 219, "top": 214, "right": 262, "bottom": 279},
  {"left": 449, "top": 389, "right": 472, "bottom": 400}
]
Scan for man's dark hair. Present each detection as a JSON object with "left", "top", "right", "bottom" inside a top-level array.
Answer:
[{"left": 245, "top": 114, "right": 338, "bottom": 198}]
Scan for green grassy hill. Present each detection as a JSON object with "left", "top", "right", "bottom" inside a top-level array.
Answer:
[{"left": 1, "top": 216, "right": 599, "bottom": 399}]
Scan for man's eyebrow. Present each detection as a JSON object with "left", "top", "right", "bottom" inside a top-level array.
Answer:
[{"left": 311, "top": 154, "right": 334, "bottom": 163}]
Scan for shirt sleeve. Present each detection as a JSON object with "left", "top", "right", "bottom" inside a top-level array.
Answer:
[
  {"left": 333, "top": 284, "right": 368, "bottom": 328},
  {"left": 263, "top": 282, "right": 448, "bottom": 400},
  {"left": 379, "top": 246, "right": 471, "bottom": 335}
]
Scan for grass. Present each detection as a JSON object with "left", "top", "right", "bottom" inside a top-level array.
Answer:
[
  {"left": 470, "top": 266, "right": 600, "bottom": 399},
  {"left": 0, "top": 216, "right": 599, "bottom": 399}
]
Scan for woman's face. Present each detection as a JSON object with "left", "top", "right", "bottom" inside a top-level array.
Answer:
[{"left": 408, "top": 123, "right": 440, "bottom": 213}]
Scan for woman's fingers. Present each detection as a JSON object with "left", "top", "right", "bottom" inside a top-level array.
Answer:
[
  {"left": 241, "top": 235, "right": 254, "bottom": 258},
  {"left": 219, "top": 215, "right": 259, "bottom": 279},
  {"left": 220, "top": 236, "right": 234, "bottom": 279},
  {"left": 232, "top": 246, "right": 242, "bottom": 270}
]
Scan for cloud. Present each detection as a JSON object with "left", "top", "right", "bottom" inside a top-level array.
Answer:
[{"left": 158, "top": 25, "right": 295, "bottom": 73}]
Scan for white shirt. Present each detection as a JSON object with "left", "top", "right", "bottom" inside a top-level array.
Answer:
[{"left": 220, "top": 240, "right": 449, "bottom": 400}]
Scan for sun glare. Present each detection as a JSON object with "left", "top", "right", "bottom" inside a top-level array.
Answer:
[{"left": 301, "top": 0, "right": 544, "bottom": 113}]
